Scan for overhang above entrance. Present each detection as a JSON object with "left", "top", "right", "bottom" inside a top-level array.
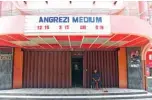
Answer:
[
  {"left": 0, "top": 34, "right": 148, "bottom": 49},
  {"left": 0, "top": 15, "right": 151, "bottom": 49}
]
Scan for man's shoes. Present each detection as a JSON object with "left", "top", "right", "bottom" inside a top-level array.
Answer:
[
  {"left": 104, "top": 90, "right": 108, "bottom": 92},
  {"left": 103, "top": 88, "right": 108, "bottom": 92}
]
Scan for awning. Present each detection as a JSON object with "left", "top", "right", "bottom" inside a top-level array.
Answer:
[{"left": 0, "top": 15, "right": 150, "bottom": 49}]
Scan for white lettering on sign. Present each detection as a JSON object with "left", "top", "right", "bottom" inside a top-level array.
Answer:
[
  {"left": 24, "top": 15, "right": 111, "bottom": 35},
  {"left": 149, "top": 54, "right": 152, "bottom": 60}
]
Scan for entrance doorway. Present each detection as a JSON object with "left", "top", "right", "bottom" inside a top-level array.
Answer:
[{"left": 71, "top": 57, "right": 83, "bottom": 87}]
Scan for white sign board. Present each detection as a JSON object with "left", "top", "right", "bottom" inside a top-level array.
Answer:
[
  {"left": 149, "top": 55, "right": 152, "bottom": 60},
  {"left": 0, "top": 54, "right": 12, "bottom": 60},
  {"left": 24, "top": 15, "right": 111, "bottom": 35}
]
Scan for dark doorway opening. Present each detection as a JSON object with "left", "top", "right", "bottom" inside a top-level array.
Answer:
[{"left": 71, "top": 57, "right": 83, "bottom": 87}]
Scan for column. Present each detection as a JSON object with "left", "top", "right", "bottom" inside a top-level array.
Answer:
[
  {"left": 118, "top": 48, "right": 127, "bottom": 88},
  {"left": 0, "top": 1, "right": 2, "bottom": 16},
  {"left": 138, "top": 1, "right": 149, "bottom": 20},
  {"left": 13, "top": 48, "right": 23, "bottom": 88}
]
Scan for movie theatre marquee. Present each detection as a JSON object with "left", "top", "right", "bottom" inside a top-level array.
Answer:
[{"left": 24, "top": 15, "right": 111, "bottom": 35}]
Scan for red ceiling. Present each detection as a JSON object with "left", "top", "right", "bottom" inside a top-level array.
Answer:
[
  {"left": 55, "top": 36, "right": 69, "bottom": 41},
  {"left": 110, "top": 34, "right": 129, "bottom": 41},
  {"left": 81, "top": 44, "right": 91, "bottom": 48},
  {"left": 0, "top": 34, "right": 149, "bottom": 49},
  {"left": 122, "top": 35, "right": 139, "bottom": 41},
  {"left": 85, "top": 36, "right": 98, "bottom": 38},
  {"left": 90, "top": 44, "right": 101, "bottom": 48},
  {"left": 70, "top": 36, "right": 83, "bottom": 41},
  {"left": 51, "top": 44, "right": 61, "bottom": 48},
  {"left": 39, "top": 44, "right": 52, "bottom": 48}
]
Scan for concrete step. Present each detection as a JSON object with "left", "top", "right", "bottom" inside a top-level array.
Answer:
[
  {"left": 0, "top": 88, "right": 147, "bottom": 96},
  {"left": 0, "top": 91, "right": 147, "bottom": 96},
  {"left": 0, "top": 93, "right": 152, "bottom": 100},
  {"left": 0, "top": 88, "right": 150, "bottom": 100}
]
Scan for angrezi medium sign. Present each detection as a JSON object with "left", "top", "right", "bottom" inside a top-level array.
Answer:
[{"left": 24, "top": 15, "right": 111, "bottom": 35}]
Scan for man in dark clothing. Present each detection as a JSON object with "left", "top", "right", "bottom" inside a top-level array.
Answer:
[{"left": 92, "top": 69, "right": 102, "bottom": 89}]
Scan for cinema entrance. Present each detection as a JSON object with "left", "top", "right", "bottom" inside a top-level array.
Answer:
[
  {"left": 22, "top": 49, "right": 119, "bottom": 88},
  {"left": 71, "top": 54, "right": 83, "bottom": 87},
  {"left": 0, "top": 15, "right": 150, "bottom": 90}
]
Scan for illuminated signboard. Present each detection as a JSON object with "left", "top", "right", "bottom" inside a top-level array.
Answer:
[
  {"left": 149, "top": 54, "right": 152, "bottom": 60},
  {"left": 24, "top": 15, "right": 111, "bottom": 35}
]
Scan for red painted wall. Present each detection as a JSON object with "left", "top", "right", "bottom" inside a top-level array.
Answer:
[
  {"left": 83, "top": 50, "right": 119, "bottom": 88},
  {"left": 23, "top": 50, "right": 72, "bottom": 88}
]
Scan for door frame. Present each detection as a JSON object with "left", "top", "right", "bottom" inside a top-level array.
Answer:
[
  {"left": 71, "top": 56, "right": 83, "bottom": 87},
  {"left": 71, "top": 51, "right": 84, "bottom": 88}
]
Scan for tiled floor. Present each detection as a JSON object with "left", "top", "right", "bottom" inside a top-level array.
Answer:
[
  {"left": 0, "top": 88, "right": 150, "bottom": 100},
  {"left": 0, "top": 88, "right": 146, "bottom": 95},
  {"left": 0, "top": 94, "right": 151, "bottom": 100}
]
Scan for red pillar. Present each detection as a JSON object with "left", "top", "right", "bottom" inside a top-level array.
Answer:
[
  {"left": 0, "top": 1, "right": 2, "bottom": 16},
  {"left": 13, "top": 48, "right": 23, "bottom": 88},
  {"left": 118, "top": 48, "right": 127, "bottom": 88},
  {"left": 139, "top": 2, "right": 149, "bottom": 90}
]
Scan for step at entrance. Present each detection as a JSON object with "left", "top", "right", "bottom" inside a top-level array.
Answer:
[
  {"left": 0, "top": 93, "right": 152, "bottom": 100},
  {"left": 0, "top": 88, "right": 151, "bottom": 100}
]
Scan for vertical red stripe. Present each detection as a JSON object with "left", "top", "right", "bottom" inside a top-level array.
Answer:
[
  {"left": 83, "top": 52, "right": 87, "bottom": 88},
  {"left": 65, "top": 52, "right": 68, "bottom": 88},
  {"left": 23, "top": 50, "right": 71, "bottom": 88},
  {"left": 30, "top": 52, "right": 34, "bottom": 88},
  {"left": 107, "top": 52, "right": 110, "bottom": 87},
  {"left": 112, "top": 51, "right": 116, "bottom": 87},
  {"left": 115, "top": 51, "right": 119, "bottom": 87},
  {"left": 27, "top": 52, "right": 30, "bottom": 88},
  {"left": 61, "top": 52, "right": 64, "bottom": 87},
  {"left": 45, "top": 52, "right": 49, "bottom": 88},
  {"left": 34, "top": 51, "right": 38, "bottom": 88},
  {"left": 58, "top": 52, "right": 61, "bottom": 88},
  {"left": 23, "top": 52, "right": 27, "bottom": 87},
  {"left": 37, "top": 52, "right": 41, "bottom": 88},
  {"left": 48, "top": 52, "right": 51, "bottom": 88}
]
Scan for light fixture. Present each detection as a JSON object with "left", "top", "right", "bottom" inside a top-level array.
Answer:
[
  {"left": 93, "top": 1, "right": 96, "bottom": 5},
  {"left": 113, "top": 1, "right": 117, "bottom": 5},
  {"left": 69, "top": 1, "right": 72, "bottom": 4},
  {"left": 45, "top": 1, "right": 48, "bottom": 4},
  {"left": 23, "top": 1, "right": 27, "bottom": 5}
]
